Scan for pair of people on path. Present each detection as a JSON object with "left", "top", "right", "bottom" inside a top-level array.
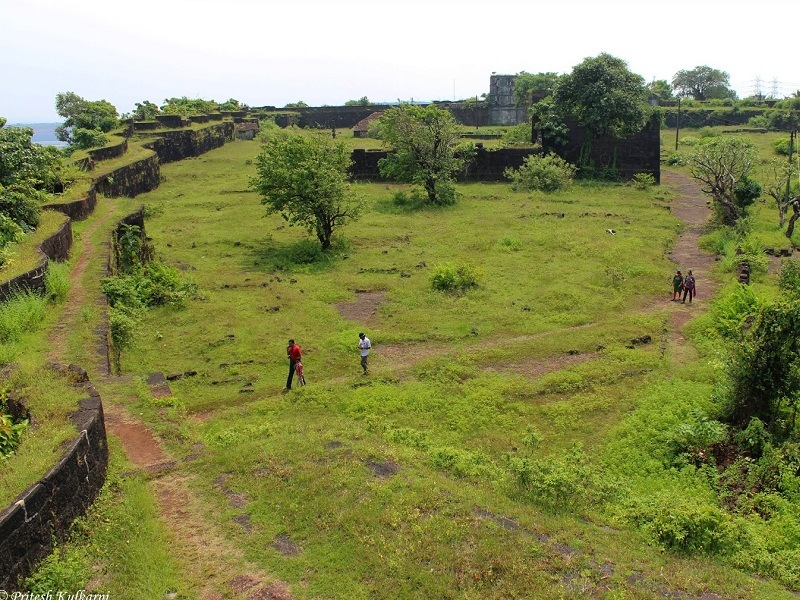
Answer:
[
  {"left": 283, "top": 332, "right": 371, "bottom": 390},
  {"left": 672, "top": 269, "right": 697, "bottom": 303}
]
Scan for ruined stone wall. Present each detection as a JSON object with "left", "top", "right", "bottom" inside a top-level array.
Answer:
[
  {"left": 0, "top": 368, "right": 108, "bottom": 591},
  {"left": 558, "top": 116, "right": 661, "bottom": 182},
  {"left": 87, "top": 139, "right": 128, "bottom": 162},
  {"left": 43, "top": 185, "right": 98, "bottom": 221},
  {"left": 94, "top": 153, "right": 161, "bottom": 198},
  {"left": 142, "top": 122, "right": 234, "bottom": 164},
  {"left": 0, "top": 216, "right": 73, "bottom": 302}
]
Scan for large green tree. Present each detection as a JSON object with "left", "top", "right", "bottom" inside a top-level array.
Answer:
[
  {"left": 0, "top": 118, "right": 66, "bottom": 235},
  {"left": 55, "top": 91, "right": 118, "bottom": 148},
  {"left": 250, "top": 132, "right": 361, "bottom": 250},
  {"left": 553, "top": 53, "right": 649, "bottom": 140},
  {"left": 672, "top": 66, "right": 737, "bottom": 101},
  {"left": 690, "top": 137, "right": 760, "bottom": 226},
  {"left": 378, "top": 104, "right": 465, "bottom": 206}
]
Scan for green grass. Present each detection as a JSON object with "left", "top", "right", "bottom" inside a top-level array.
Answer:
[
  {"left": 0, "top": 366, "right": 82, "bottom": 506},
  {"left": 0, "top": 210, "right": 70, "bottom": 279},
  {"left": 10, "top": 129, "right": 800, "bottom": 598}
]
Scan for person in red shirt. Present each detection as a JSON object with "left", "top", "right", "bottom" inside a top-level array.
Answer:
[{"left": 285, "top": 339, "right": 302, "bottom": 390}]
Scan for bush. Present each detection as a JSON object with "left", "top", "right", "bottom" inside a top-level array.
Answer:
[
  {"left": 44, "top": 262, "right": 70, "bottom": 304},
  {"left": 631, "top": 172, "right": 656, "bottom": 190},
  {"left": 430, "top": 262, "right": 482, "bottom": 293},
  {"left": 779, "top": 259, "right": 800, "bottom": 299},
  {"left": 0, "top": 410, "right": 29, "bottom": 458},
  {"left": 772, "top": 138, "right": 794, "bottom": 156},
  {"left": 506, "top": 445, "right": 619, "bottom": 509},
  {"left": 671, "top": 408, "right": 727, "bottom": 463},
  {"left": 70, "top": 128, "right": 107, "bottom": 150},
  {"left": 626, "top": 494, "right": 741, "bottom": 555},
  {"left": 709, "top": 283, "right": 763, "bottom": 339},
  {"left": 500, "top": 124, "right": 535, "bottom": 146},
  {"left": 505, "top": 152, "right": 576, "bottom": 192},
  {"left": 0, "top": 213, "right": 24, "bottom": 248},
  {"left": 666, "top": 151, "right": 690, "bottom": 166},
  {"left": 733, "top": 417, "right": 771, "bottom": 458}
]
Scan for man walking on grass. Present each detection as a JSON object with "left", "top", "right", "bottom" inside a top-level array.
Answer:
[{"left": 358, "top": 332, "right": 371, "bottom": 375}]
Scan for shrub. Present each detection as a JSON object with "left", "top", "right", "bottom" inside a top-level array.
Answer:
[
  {"left": 772, "top": 138, "right": 794, "bottom": 156},
  {"left": 626, "top": 494, "right": 740, "bottom": 555},
  {"left": 0, "top": 410, "right": 29, "bottom": 458},
  {"left": 733, "top": 417, "right": 771, "bottom": 458},
  {"left": 779, "top": 259, "right": 800, "bottom": 299},
  {"left": 698, "top": 127, "right": 720, "bottom": 138},
  {"left": 631, "top": 172, "right": 656, "bottom": 190},
  {"left": 0, "top": 213, "right": 24, "bottom": 248},
  {"left": 671, "top": 408, "right": 727, "bottom": 463},
  {"left": 747, "top": 115, "right": 771, "bottom": 128},
  {"left": 70, "top": 128, "right": 107, "bottom": 150},
  {"left": 497, "top": 237, "right": 522, "bottom": 252},
  {"left": 709, "top": 284, "right": 763, "bottom": 339},
  {"left": 666, "top": 151, "right": 690, "bottom": 166},
  {"left": 44, "top": 262, "right": 70, "bottom": 304},
  {"left": 506, "top": 445, "right": 618, "bottom": 509},
  {"left": 505, "top": 152, "right": 576, "bottom": 192},
  {"left": 0, "top": 290, "right": 48, "bottom": 344},
  {"left": 500, "top": 124, "right": 535, "bottom": 146},
  {"left": 430, "top": 262, "right": 482, "bottom": 293}
]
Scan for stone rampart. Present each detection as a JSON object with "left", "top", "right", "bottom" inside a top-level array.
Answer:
[
  {"left": 0, "top": 216, "right": 73, "bottom": 302},
  {"left": 43, "top": 185, "right": 98, "bottom": 221},
  {"left": 88, "top": 139, "right": 128, "bottom": 162},
  {"left": 95, "top": 153, "right": 161, "bottom": 198},
  {"left": 0, "top": 366, "right": 108, "bottom": 591},
  {"left": 142, "top": 122, "right": 234, "bottom": 164}
]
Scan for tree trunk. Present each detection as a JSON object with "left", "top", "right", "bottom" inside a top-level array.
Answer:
[{"left": 786, "top": 200, "right": 800, "bottom": 239}]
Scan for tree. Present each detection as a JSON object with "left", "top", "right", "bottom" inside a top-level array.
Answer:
[
  {"left": 724, "top": 299, "right": 800, "bottom": 432},
  {"left": 55, "top": 91, "right": 118, "bottom": 146},
  {"left": 378, "top": 104, "right": 465, "bottom": 205},
  {"left": 0, "top": 119, "right": 67, "bottom": 234},
  {"left": 672, "top": 66, "right": 737, "bottom": 101},
  {"left": 345, "top": 97, "right": 371, "bottom": 106},
  {"left": 514, "top": 72, "right": 561, "bottom": 143},
  {"left": 647, "top": 79, "right": 674, "bottom": 102},
  {"left": 160, "top": 96, "right": 217, "bottom": 116},
  {"left": 250, "top": 132, "right": 361, "bottom": 251},
  {"left": 690, "top": 137, "right": 760, "bottom": 226},
  {"left": 763, "top": 158, "right": 799, "bottom": 230},
  {"left": 552, "top": 53, "right": 650, "bottom": 141},
  {"left": 129, "top": 100, "right": 160, "bottom": 121},
  {"left": 283, "top": 101, "right": 309, "bottom": 109}
]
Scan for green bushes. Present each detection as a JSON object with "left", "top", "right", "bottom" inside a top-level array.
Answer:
[
  {"left": 505, "top": 152, "right": 576, "bottom": 192},
  {"left": 772, "top": 138, "right": 795, "bottom": 156},
  {"left": 0, "top": 410, "right": 29, "bottom": 458},
  {"left": 506, "top": 445, "right": 619, "bottom": 509},
  {"left": 0, "top": 290, "right": 48, "bottom": 345},
  {"left": 429, "top": 263, "right": 482, "bottom": 293},
  {"left": 624, "top": 493, "right": 741, "bottom": 555},
  {"left": 631, "top": 172, "right": 656, "bottom": 190}
]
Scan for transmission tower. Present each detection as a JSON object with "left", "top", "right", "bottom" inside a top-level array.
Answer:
[
  {"left": 754, "top": 76, "right": 763, "bottom": 100},
  {"left": 771, "top": 78, "right": 779, "bottom": 99}
]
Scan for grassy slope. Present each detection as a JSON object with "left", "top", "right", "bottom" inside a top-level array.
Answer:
[{"left": 101, "top": 137, "right": 793, "bottom": 598}]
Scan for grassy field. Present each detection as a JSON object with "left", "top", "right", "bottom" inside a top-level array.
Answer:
[{"left": 5, "top": 125, "right": 800, "bottom": 598}]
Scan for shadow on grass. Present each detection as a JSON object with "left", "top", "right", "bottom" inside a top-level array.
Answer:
[{"left": 246, "top": 236, "right": 349, "bottom": 273}]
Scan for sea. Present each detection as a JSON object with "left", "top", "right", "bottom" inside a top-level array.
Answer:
[{"left": 11, "top": 122, "right": 68, "bottom": 149}]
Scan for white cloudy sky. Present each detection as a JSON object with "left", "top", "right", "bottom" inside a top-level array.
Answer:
[{"left": 2, "top": 0, "right": 799, "bottom": 123}]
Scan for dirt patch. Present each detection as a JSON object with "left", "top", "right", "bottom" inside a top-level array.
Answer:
[
  {"left": 486, "top": 351, "right": 598, "bottom": 380},
  {"left": 334, "top": 290, "right": 386, "bottom": 323},
  {"left": 103, "top": 405, "right": 168, "bottom": 468},
  {"left": 270, "top": 533, "right": 302, "bottom": 557},
  {"left": 364, "top": 459, "right": 399, "bottom": 478}
]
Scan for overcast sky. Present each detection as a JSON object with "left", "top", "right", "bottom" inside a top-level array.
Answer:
[{"left": 3, "top": 0, "right": 799, "bottom": 123}]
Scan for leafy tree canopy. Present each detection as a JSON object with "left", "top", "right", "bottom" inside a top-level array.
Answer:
[
  {"left": 250, "top": 132, "right": 361, "bottom": 250},
  {"left": 160, "top": 97, "right": 218, "bottom": 116},
  {"left": 345, "top": 97, "right": 371, "bottom": 106},
  {"left": 0, "top": 119, "right": 69, "bottom": 234},
  {"left": 283, "top": 101, "right": 309, "bottom": 109},
  {"left": 55, "top": 92, "right": 118, "bottom": 146},
  {"left": 514, "top": 72, "right": 561, "bottom": 107},
  {"left": 552, "top": 53, "right": 650, "bottom": 139},
  {"left": 647, "top": 79, "right": 674, "bottom": 102},
  {"left": 672, "top": 66, "right": 737, "bottom": 101},
  {"left": 378, "top": 104, "right": 466, "bottom": 206},
  {"left": 127, "top": 100, "right": 160, "bottom": 121}
]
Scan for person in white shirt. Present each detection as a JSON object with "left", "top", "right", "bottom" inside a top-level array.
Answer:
[{"left": 358, "top": 332, "right": 371, "bottom": 375}]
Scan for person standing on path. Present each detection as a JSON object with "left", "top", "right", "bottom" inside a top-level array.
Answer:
[
  {"left": 672, "top": 270, "right": 684, "bottom": 301},
  {"left": 285, "top": 339, "right": 302, "bottom": 390},
  {"left": 358, "top": 332, "right": 371, "bottom": 375},
  {"left": 682, "top": 270, "right": 697, "bottom": 304}
]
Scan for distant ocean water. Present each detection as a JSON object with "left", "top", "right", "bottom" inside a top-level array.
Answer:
[{"left": 11, "top": 122, "right": 68, "bottom": 149}]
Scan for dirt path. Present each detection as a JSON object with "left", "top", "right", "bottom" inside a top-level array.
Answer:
[{"left": 46, "top": 200, "right": 117, "bottom": 368}]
